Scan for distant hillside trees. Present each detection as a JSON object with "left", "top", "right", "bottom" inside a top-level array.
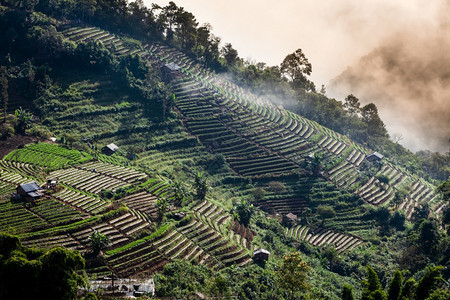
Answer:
[
  {"left": 349, "top": 265, "right": 449, "bottom": 300},
  {"left": 222, "top": 43, "right": 239, "bottom": 67},
  {"left": 277, "top": 252, "right": 310, "bottom": 299}
]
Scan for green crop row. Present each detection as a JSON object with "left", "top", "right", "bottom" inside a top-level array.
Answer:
[{"left": 105, "top": 223, "right": 172, "bottom": 257}]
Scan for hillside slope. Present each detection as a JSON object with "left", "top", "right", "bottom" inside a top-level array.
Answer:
[
  {"left": 61, "top": 25, "right": 442, "bottom": 221},
  {"left": 0, "top": 3, "right": 449, "bottom": 298}
]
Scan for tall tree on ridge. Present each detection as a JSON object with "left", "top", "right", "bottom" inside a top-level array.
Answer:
[{"left": 281, "top": 48, "right": 315, "bottom": 92}]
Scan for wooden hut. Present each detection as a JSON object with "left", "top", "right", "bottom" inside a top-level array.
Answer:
[
  {"left": 366, "top": 152, "right": 383, "bottom": 163},
  {"left": 161, "top": 63, "right": 182, "bottom": 82},
  {"left": 102, "top": 143, "right": 119, "bottom": 156},
  {"left": 17, "top": 182, "right": 43, "bottom": 200},
  {"left": 253, "top": 248, "right": 270, "bottom": 261}
]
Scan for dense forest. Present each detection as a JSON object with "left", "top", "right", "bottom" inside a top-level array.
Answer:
[{"left": 0, "top": 0, "right": 449, "bottom": 299}]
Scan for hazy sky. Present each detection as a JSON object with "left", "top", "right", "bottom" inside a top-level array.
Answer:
[
  {"left": 144, "top": 0, "right": 449, "bottom": 152},
  {"left": 146, "top": 0, "right": 441, "bottom": 85}
]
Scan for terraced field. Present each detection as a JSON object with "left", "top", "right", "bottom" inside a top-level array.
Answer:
[
  {"left": 286, "top": 225, "right": 364, "bottom": 253},
  {"left": 4, "top": 143, "right": 92, "bottom": 169},
  {"left": 139, "top": 37, "right": 439, "bottom": 218},
  {"left": 0, "top": 142, "right": 253, "bottom": 278},
  {"left": 53, "top": 188, "right": 110, "bottom": 215},
  {"left": 50, "top": 166, "right": 134, "bottom": 194},
  {"left": 0, "top": 23, "right": 444, "bottom": 284},
  {"left": 21, "top": 211, "right": 151, "bottom": 254},
  {"left": 58, "top": 25, "right": 445, "bottom": 248},
  {"left": 0, "top": 198, "right": 48, "bottom": 234}
]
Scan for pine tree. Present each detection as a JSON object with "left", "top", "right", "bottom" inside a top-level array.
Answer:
[
  {"left": 342, "top": 284, "right": 354, "bottom": 300},
  {"left": 399, "top": 278, "right": 416, "bottom": 300},
  {"left": 362, "top": 266, "right": 387, "bottom": 300},
  {"left": 415, "top": 266, "right": 444, "bottom": 300},
  {"left": 387, "top": 270, "right": 402, "bottom": 300}
]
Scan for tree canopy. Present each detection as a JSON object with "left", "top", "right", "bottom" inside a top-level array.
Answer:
[
  {"left": 277, "top": 252, "right": 310, "bottom": 299},
  {"left": 280, "top": 48, "right": 315, "bottom": 92},
  {"left": 0, "top": 233, "right": 86, "bottom": 300}
]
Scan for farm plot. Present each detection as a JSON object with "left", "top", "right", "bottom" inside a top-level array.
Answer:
[
  {"left": 17, "top": 208, "right": 149, "bottom": 257},
  {"left": 3, "top": 143, "right": 91, "bottom": 169},
  {"left": 71, "top": 212, "right": 151, "bottom": 249},
  {"left": 77, "top": 161, "right": 147, "bottom": 184},
  {"left": 175, "top": 217, "right": 251, "bottom": 268},
  {"left": 102, "top": 215, "right": 247, "bottom": 278},
  {"left": 0, "top": 168, "right": 29, "bottom": 185},
  {"left": 191, "top": 200, "right": 232, "bottom": 232},
  {"left": 118, "top": 191, "right": 158, "bottom": 220},
  {"left": 0, "top": 198, "right": 48, "bottom": 234},
  {"left": 0, "top": 181, "right": 16, "bottom": 198},
  {"left": 135, "top": 144, "right": 208, "bottom": 174},
  {"left": 22, "top": 234, "right": 83, "bottom": 251},
  {"left": 0, "top": 160, "right": 40, "bottom": 176},
  {"left": 52, "top": 188, "right": 110, "bottom": 214},
  {"left": 286, "top": 224, "right": 364, "bottom": 253},
  {"left": 106, "top": 240, "right": 167, "bottom": 278},
  {"left": 190, "top": 200, "right": 253, "bottom": 255},
  {"left": 50, "top": 167, "right": 131, "bottom": 194},
  {"left": 29, "top": 197, "right": 88, "bottom": 225},
  {"left": 259, "top": 195, "right": 308, "bottom": 217}
]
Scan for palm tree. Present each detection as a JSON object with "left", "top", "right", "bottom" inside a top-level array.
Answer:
[
  {"left": 171, "top": 181, "right": 187, "bottom": 206},
  {"left": 14, "top": 107, "right": 32, "bottom": 133},
  {"left": 194, "top": 172, "right": 208, "bottom": 200},
  {"left": 231, "top": 199, "right": 254, "bottom": 226},
  {"left": 88, "top": 230, "right": 110, "bottom": 256}
]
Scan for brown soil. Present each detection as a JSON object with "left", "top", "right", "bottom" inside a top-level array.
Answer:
[{"left": 0, "top": 134, "right": 38, "bottom": 158}]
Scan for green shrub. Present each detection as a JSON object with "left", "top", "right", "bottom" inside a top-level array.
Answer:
[
  {"left": 0, "top": 124, "right": 14, "bottom": 139},
  {"left": 376, "top": 174, "right": 390, "bottom": 185},
  {"left": 316, "top": 205, "right": 336, "bottom": 219}
]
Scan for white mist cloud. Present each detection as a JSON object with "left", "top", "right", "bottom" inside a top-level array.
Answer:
[
  {"left": 330, "top": 0, "right": 450, "bottom": 153},
  {"left": 144, "top": 0, "right": 449, "bottom": 152}
]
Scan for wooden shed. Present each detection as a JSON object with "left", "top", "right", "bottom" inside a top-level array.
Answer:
[
  {"left": 282, "top": 212, "right": 298, "bottom": 227},
  {"left": 161, "top": 62, "right": 182, "bottom": 82},
  {"left": 253, "top": 248, "right": 270, "bottom": 261},
  {"left": 102, "top": 143, "right": 119, "bottom": 156},
  {"left": 366, "top": 152, "right": 383, "bottom": 163},
  {"left": 17, "top": 182, "right": 43, "bottom": 200}
]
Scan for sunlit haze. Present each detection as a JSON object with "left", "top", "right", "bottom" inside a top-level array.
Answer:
[{"left": 145, "top": 0, "right": 449, "bottom": 153}]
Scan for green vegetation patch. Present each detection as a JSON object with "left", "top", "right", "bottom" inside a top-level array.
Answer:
[{"left": 3, "top": 142, "right": 92, "bottom": 169}]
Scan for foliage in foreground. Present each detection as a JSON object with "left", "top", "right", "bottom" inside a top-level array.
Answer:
[{"left": 0, "top": 233, "right": 86, "bottom": 300}]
